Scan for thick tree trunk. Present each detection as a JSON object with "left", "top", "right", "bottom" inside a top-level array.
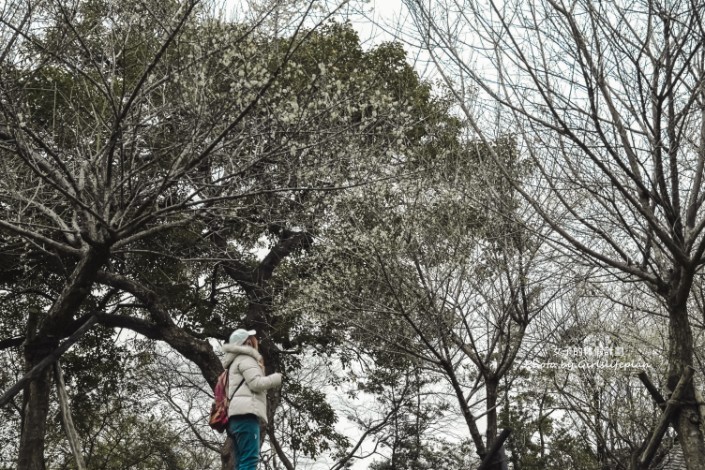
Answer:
[
  {"left": 17, "top": 356, "right": 52, "bottom": 470},
  {"left": 17, "top": 246, "right": 109, "bottom": 470},
  {"left": 484, "top": 379, "right": 508, "bottom": 470},
  {"left": 667, "top": 274, "right": 705, "bottom": 470},
  {"left": 486, "top": 378, "right": 499, "bottom": 447},
  {"left": 478, "top": 429, "right": 511, "bottom": 470},
  {"left": 221, "top": 437, "right": 235, "bottom": 470}
]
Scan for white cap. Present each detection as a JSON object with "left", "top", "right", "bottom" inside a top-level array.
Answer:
[{"left": 229, "top": 328, "right": 256, "bottom": 345}]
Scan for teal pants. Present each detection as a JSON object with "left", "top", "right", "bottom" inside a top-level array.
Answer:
[{"left": 228, "top": 415, "right": 260, "bottom": 470}]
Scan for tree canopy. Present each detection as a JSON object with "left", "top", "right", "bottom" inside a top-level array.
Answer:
[{"left": 3, "top": 0, "right": 705, "bottom": 469}]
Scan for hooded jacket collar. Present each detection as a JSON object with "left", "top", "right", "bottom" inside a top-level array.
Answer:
[{"left": 221, "top": 344, "right": 261, "bottom": 367}]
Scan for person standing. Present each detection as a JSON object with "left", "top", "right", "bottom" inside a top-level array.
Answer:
[{"left": 222, "top": 328, "right": 282, "bottom": 470}]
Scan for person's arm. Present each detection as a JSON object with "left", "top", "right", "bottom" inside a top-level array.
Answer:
[{"left": 239, "top": 356, "right": 282, "bottom": 392}]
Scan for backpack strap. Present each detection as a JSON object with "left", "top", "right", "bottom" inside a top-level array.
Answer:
[
  {"left": 228, "top": 361, "right": 245, "bottom": 401},
  {"left": 229, "top": 378, "right": 245, "bottom": 400}
]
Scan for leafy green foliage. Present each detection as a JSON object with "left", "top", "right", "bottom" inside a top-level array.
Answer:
[{"left": 279, "top": 381, "right": 348, "bottom": 459}]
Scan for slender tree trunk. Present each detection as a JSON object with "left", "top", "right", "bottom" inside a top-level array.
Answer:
[
  {"left": 54, "top": 361, "right": 87, "bottom": 470},
  {"left": 443, "top": 361, "right": 487, "bottom": 459},
  {"left": 594, "top": 390, "right": 610, "bottom": 470}
]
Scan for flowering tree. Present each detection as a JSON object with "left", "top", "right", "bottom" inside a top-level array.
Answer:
[
  {"left": 0, "top": 0, "right": 345, "bottom": 466},
  {"left": 0, "top": 0, "right": 465, "bottom": 467},
  {"left": 288, "top": 132, "right": 561, "bottom": 469}
]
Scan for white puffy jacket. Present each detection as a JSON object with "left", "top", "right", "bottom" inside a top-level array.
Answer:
[{"left": 221, "top": 344, "right": 282, "bottom": 423}]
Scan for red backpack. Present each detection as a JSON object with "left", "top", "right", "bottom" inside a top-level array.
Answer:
[{"left": 208, "top": 365, "right": 244, "bottom": 433}]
